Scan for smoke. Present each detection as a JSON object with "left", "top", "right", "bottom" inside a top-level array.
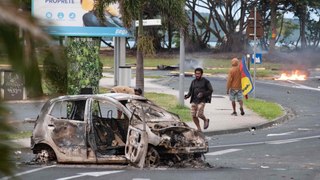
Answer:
[
  {"left": 184, "top": 58, "right": 203, "bottom": 70},
  {"left": 267, "top": 50, "right": 319, "bottom": 68}
]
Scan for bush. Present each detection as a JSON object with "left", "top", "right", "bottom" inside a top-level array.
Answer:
[
  {"left": 65, "top": 38, "right": 103, "bottom": 95},
  {"left": 43, "top": 47, "right": 68, "bottom": 94}
]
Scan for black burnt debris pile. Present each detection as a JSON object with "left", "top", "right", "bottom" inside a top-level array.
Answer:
[{"left": 161, "top": 155, "right": 212, "bottom": 168}]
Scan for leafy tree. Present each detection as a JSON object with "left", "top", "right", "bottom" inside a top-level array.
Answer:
[
  {"left": 306, "top": 19, "right": 320, "bottom": 49},
  {"left": 96, "top": 0, "right": 186, "bottom": 92},
  {"left": 281, "top": 0, "right": 320, "bottom": 50},
  {"left": 185, "top": 0, "right": 250, "bottom": 52},
  {"left": 278, "top": 17, "right": 299, "bottom": 43}
]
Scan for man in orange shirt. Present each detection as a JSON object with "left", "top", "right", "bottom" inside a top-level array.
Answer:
[{"left": 226, "top": 58, "right": 245, "bottom": 116}]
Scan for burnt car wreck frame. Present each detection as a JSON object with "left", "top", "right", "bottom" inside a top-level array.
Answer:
[{"left": 31, "top": 93, "right": 208, "bottom": 168}]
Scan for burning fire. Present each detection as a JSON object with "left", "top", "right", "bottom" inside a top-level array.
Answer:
[{"left": 275, "top": 70, "right": 307, "bottom": 81}]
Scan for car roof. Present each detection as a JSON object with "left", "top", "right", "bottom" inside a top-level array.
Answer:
[{"left": 49, "top": 93, "right": 146, "bottom": 102}]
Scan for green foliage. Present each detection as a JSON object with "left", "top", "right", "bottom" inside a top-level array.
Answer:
[
  {"left": 0, "top": 104, "right": 14, "bottom": 176},
  {"left": 7, "top": 131, "right": 32, "bottom": 140},
  {"left": 306, "top": 19, "right": 320, "bottom": 47},
  {"left": 144, "top": 92, "right": 192, "bottom": 122},
  {"left": 0, "top": 0, "right": 54, "bottom": 175},
  {"left": 244, "top": 98, "right": 284, "bottom": 120},
  {"left": 65, "top": 38, "right": 103, "bottom": 95},
  {"left": 43, "top": 47, "right": 68, "bottom": 94},
  {"left": 277, "top": 17, "right": 299, "bottom": 42}
]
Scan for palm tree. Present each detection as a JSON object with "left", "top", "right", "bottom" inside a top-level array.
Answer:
[
  {"left": 96, "top": 0, "right": 186, "bottom": 92},
  {"left": 0, "top": 0, "right": 54, "bottom": 175}
]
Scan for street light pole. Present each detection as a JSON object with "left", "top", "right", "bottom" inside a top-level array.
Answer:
[
  {"left": 253, "top": 7, "right": 257, "bottom": 98},
  {"left": 179, "top": 28, "right": 185, "bottom": 106}
]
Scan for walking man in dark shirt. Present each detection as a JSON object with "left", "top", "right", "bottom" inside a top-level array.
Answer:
[{"left": 185, "top": 68, "right": 213, "bottom": 131}]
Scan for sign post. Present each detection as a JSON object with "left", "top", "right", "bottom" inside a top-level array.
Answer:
[{"left": 246, "top": 8, "right": 263, "bottom": 98}]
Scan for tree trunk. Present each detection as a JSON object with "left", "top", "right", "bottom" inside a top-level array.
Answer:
[
  {"left": 136, "top": 11, "right": 144, "bottom": 92},
  {"left": 230, "top": 32, "right": 243, "bottom": 52},
  {"left": 168, "top": 22, "right": 172, "bottom": 49},
  {"left": 299, "top": 4, "right": 307, "bottom": 49},
  {"left": 269, "top": 0, "right": 277, "bottom": 53}
]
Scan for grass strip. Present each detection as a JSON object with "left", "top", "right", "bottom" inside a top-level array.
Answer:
[
  {"left": 244, "top": 98, "right": 284, "bottom": 120},
  {"left": 144, "top": 92, "right": 191, "bottom": 122}
]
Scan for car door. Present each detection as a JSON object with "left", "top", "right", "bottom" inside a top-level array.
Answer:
[
  {"left": 87, "top": 97, "right": 129, "bottom": 157},
  {"left": 125, "top": 103, "right": 149, "bottom": 168},
  {"left": 125, "top": 126, "right": 148, "bottom": 167},
  {"left": 48, "top": 99, "right": 88, "bottom": 160}
]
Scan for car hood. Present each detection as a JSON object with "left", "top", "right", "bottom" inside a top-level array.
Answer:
[{"left": 126, "top": 99, "right": 180, "bottom": 122}]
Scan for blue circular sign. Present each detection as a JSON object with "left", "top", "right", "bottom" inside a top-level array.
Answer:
[
  {"left": 69, "top": 12, "right": 76, "bottom": 19},
  {"left": 57, "top": 12, "right": 64, "bottom": 19},
  {"left": 46, "top": 12, "right": 52, "bottom": 19}
]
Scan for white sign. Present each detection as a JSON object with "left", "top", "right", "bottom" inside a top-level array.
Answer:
[
  {"left": 32, "top": 0, "right": 87, "bottom": 27},
  {"left": 32, "top": 0, "right": 130, "bottom": 37},
  {"left": 135, "top": 19, "right": 162, "bottom": 27}
]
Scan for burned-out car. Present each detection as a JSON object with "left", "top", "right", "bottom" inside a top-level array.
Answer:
[{"left": 31, "top": 93, "right": 208, "bottom": 167}]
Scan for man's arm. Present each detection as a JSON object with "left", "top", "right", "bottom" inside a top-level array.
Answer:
[
  {"left": 184, "top": 80, "right": 193, "bottom": 99},
  {"left": 203, "top": 79, "right": 213, "bottom": 97},
  {"left": 226, "top": 71, "right": 232, "bottom": 94}
]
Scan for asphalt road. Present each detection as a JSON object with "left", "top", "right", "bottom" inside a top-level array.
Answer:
[{"left": 2, "top": 72, "right": 320, "bottom": 180}]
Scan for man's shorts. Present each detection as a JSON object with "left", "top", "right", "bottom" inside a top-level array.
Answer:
[
  {"left": 191, "top": 102, "right": 205, "bottom": 117},
  {"left": 229, "top": 89, "right": 243, "bottom": 102}
]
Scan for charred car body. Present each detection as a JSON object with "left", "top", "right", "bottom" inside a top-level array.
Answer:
[{"left": 31, "top": 93, "right": 208, "bottom": 167}]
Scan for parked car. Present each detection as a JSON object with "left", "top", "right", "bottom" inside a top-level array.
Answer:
[{"left": 31, "top": 93, "right": 208, "bottom": 167}]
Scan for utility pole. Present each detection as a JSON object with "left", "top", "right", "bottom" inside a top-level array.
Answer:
[
  {"left": 246, "top": 8, "right": 263, "bottom": 99},
  {"left": 253, "top": 7, "right": 257, "bottom": 98},
  {"left": 179, "top": 27, "right": 185, "bottom": 106}
]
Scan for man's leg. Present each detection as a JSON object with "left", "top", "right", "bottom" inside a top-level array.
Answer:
[
  {"left": 230, "top": 90, "right": 237, "bottom": 115},
  {"left": 238, "top": 91, "right": 245, "bottom": 115},
  {"left": 197, "top": 103, "right": 209, "bottom": 129},
  {"left": 239, "top": 100, "right": 245, "bottom": 115},
  {"left": 192, "top": 116, "right": 201, "bottom": 131},
  {"left": 231, "top": 101, "right": 237, "bottom": 115},
  {"left": 191, "top": 103, "right": 201, "bottom": 131},
  {"left": 232, "top": 101, "right": 236, "bottom": 112}
]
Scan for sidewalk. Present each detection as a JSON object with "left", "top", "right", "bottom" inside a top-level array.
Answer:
[{"left": 100, "top": 74, "right": 287, "bottom": 136}]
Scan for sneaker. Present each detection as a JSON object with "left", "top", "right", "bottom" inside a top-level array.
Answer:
[
  {"left": 240, "top": 107, "right": 245, "bottom": 116},
  {"left": 204, "top": 119, "right": 210, "bottom": 129},
  {"left": 231, "top": 112, "right": 237, "bottom": 116}
]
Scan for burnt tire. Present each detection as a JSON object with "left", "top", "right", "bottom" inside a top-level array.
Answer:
[
  {"left": 145, "top": 146, "right": 160, "bottom": 168},
  {"left": 34, "top": 146, "right": 56, "bottom": 164}
]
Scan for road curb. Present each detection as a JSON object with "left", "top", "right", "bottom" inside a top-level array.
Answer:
[{"left": 203, "top": 104, "right": 293, "bottom": 136}]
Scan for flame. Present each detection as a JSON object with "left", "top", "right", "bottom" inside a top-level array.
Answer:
[{"left": 275, "top": 70, "right": 307, "bottom": 81}]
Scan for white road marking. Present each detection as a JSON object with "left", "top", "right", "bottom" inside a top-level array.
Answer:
[
  {"left": 267, "top": 139, "right": 300, "bottom": 145},
  {"left": 260, "top": 80, "right": 320, "bottom": 92},
  {"left": 297, "top": 128, "right": 311, "bottom": 131},
  {"left": 267, "top": 132, "right": 294, "bottom": 137},
  {"left": 133, "top": 179, "right": 150, "bottom": 180},
  {"left": 56, "top": 170, "right": 123, "bottom": 180},
  {"left": 206, "top": 148, "right": 242, "bottom": 156},
  {"left": 209, "top": 135, "right": 320, "bottom": 149},
  {"left": 0, "top": 165, "right": 56, "bottom": 180},
  {"left": 274, "top": 168, "right": 287, "bottom": 171}
]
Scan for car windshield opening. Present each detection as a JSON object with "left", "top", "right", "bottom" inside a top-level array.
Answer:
[{"left": 125, "top": 99, "right": 179, "bottom": 122}]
